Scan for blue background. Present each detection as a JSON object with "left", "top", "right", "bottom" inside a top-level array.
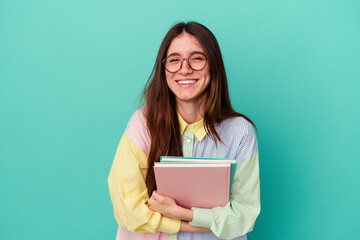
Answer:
[{"left": 1, "top": 0, "right": 359, "bottom": 239}]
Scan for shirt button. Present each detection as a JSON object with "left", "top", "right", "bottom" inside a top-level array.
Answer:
[{"left": 186, "top": 139, "right": 191, "bottom": 143}]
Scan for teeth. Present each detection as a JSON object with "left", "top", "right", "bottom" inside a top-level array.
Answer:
[{"left": 178, "top": 80, "right": 196, "bottom": 85}]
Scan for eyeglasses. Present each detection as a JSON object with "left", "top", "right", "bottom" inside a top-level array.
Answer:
[{"left": 162, "top": 53, "right": 208, "bottom": 73}]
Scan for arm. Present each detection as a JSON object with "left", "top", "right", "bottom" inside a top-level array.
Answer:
[
  {"left": 148, "top": 151, "right": 260, "bottom": 237},
  {"left": 107, "top": 133, "right": 181, "bottom": 234},
  {"left": 189, "top": 124, "right": 261, "bottom": 239},
  {"left": 180, "top": 221, "right": 210, "bottom": 232}
]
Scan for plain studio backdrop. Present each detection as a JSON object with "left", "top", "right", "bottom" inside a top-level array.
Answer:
[{"left": 0, "top": 0, "right": 359, "bottom": 239}]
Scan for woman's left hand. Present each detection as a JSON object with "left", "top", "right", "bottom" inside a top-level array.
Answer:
[{"left": 148, "top": 191, "right": 193, "bottom": 221}]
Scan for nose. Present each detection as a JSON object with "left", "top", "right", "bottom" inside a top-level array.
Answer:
[{"left": 178, "top": 58, "right": 193, "bottom": 74}]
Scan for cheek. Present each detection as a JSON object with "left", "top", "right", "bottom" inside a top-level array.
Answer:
[
  {"left": 165, "top": 72, "right": 172, "bottom": 83},
  {"left": 202, "top": 65, "right": 211, "bottom": 81},
  {"left": 203, "top": 71, "right": 211, "bottom": 86},
  {"left": 165, "top": 73, "right": 175, "bottom": 90}
]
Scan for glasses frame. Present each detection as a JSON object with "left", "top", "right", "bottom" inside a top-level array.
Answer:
[{"left": 162, "top": 53, "right": 208, "bottom": 73}]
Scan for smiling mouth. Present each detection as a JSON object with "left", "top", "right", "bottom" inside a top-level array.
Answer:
[{"left": 176, "top": 79, "right": 198, "bottom": 85}]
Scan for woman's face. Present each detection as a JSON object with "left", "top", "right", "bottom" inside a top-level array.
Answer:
[{"left": 165, "top": 32, "right": 211, "bottom": 107}]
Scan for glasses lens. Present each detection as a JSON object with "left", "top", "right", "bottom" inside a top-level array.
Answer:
[
  {"left": 165, "top": 56, "right": 182, "bottom": 72},
  {"left": 189, "top": 53, "right": 206, "bottom": 70},
  {"left": 164, "top": 53, "right": 207, "bottom": 72}
]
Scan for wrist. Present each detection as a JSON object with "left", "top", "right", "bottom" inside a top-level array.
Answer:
[
  {"left": 176, "top": 206, "right": 193, "bottom": 221},
  {"left": 180, "top": 221, "right": 210, "bottom": 233}
]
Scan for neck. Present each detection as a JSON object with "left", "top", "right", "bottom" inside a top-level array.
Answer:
[{"left": 176, "top": 100, "right": 205, "bottom": 124}]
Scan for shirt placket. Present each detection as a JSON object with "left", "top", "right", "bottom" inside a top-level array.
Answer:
[{"left": 183, "top": 129, "right": 194, "bottom": 158}]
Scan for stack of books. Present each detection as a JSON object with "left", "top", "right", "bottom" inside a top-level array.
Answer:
[{"left": 154, "top": 156, "right": 237, "bottom": 209}]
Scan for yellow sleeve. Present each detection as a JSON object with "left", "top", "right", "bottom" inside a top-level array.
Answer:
[{"left": 107, "top": 133, "right": 181, "bottom": 234}]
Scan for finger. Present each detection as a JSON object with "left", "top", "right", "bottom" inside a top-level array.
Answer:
[{"left": 152, "top": 191, "right": 160, "bottom": 200}]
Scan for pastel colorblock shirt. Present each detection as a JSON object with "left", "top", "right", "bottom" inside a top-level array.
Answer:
[{"left": 108, "top": 108, "right": 260, "bottom": 240}]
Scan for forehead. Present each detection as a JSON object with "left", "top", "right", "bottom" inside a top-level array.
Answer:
[{"left": 167, "top": 32, "right": 205, "bottom": 56}]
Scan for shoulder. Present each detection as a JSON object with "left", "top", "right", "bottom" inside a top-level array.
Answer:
[
  {"left": 124, "top": 107, "right": 151, "bottom": 155},
  {"left": 125, "top": 107, "right": 148, "bottom": 131},
  {"left": 217, "top": 116, "right": 258, "bottom": 162},
  {"left": 218, "top": 116, "right": 256, "bottom": 139}
]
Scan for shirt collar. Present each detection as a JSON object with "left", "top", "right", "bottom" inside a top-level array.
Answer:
[{"left": 178, "top": 113, "right": 207, "bottom": 142}]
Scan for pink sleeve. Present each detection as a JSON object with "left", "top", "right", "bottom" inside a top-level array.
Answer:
[{"left": 125, "top": 108, "right": 151, "bottom": 155}]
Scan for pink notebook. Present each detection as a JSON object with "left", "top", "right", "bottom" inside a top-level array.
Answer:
[{"left": 154, "top": 162, "right": 231, "bottom": 209}]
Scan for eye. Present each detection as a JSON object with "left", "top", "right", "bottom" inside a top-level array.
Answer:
[
  {"left": 168, "top": 57, "right": 181, "bottom": 63},
  {"left": 190, "top": 54, "right": 205, "bottom": 61}
]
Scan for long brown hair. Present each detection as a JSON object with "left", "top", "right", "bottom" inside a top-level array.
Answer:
[{"left": 142, "top": 22, "right": 256, "bottom": 197}]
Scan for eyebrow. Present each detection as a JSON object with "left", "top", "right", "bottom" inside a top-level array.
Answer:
[{"left": 166, "top": 51, "right": 205, "bottom": 58}]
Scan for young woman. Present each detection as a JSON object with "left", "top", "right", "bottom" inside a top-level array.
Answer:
[{"left": 108, "top": 22, "right": 260, "bottom": 240}]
